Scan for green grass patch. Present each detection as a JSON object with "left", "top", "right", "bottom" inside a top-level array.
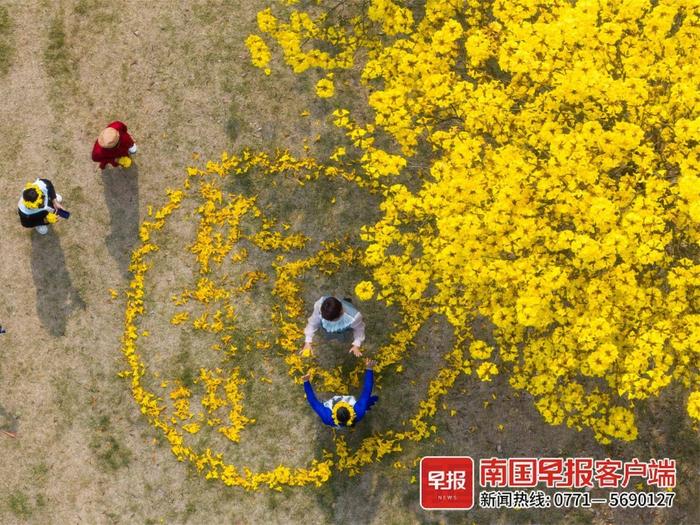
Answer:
[
  {"left": 89, "top": 415, "right": 133, "bottom": 471},
  {"left": 30, "top": 462, "right": 49, "bottom": 482},
  {"left": 74, "top": 0, "right": 119, "bottom": 26},
  {"left": 0, "top": 6, "right": 12, "bottom": 76},
  {"left": 44, "top": 13, "right": 73, "bottom": 80},
  {"left": 175, "top": 345, "right": 196, "bottom": 388},
  {"left": 7, "top": 491, "right": 32, "bottom": 519}
]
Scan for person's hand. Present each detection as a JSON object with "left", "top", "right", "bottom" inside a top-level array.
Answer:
[
  {"left": 365, "top": 358, "right": 376, "bottom": 369},
  {"left": 349, "top": 345, "right": 363, "bottom": 357},
  {"left": 300, "top": 343, "right": 313, "bottom": 357},
  {"left": 52, "top": 200, "right": 63, "bottom": 210},
  {"left": 301, "top": 372, "right": 311, "bottom": 382}
]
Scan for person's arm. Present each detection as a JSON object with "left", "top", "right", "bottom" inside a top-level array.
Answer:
[
  {"left": 40, "top": 179, "right": 57, "bottom": 202},
  {"left": 303, "top": 298, "right": 324, "bottom": 349},
  {"left": 91, "top": 142, "right": 103, "bottom": 162},
  {"left": 353, "top": 365, "right": 375, "bottom": 419},
  {"left": 40, "top": 179, "right": 64, "bottom": 211},
  {"left": 121, "top": 131, "right": 135, "bottom": 150},
  {"left": 350, "top": 312, "right": 365, "bottom": 347},
  {"left": 303, "top": 380, "right": 334, "bottom": 426},
  {"left": 348, "top": 311, "right": 366, "bottom": 356}
]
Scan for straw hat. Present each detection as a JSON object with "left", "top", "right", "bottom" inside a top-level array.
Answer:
[{"left": 98, "top": 127, "right": 120, "bottom": 148}]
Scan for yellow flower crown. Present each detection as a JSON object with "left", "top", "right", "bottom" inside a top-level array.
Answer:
[
  {"left": 23, "top": 182, "right": 44, "bottom": 209},
  {"left": 331, "top": 401, "right": 356, "bottom": 427}
]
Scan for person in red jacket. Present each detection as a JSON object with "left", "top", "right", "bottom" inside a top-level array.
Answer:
[{"left": 91, "top": 121, "right": 138, "bottom": 169}]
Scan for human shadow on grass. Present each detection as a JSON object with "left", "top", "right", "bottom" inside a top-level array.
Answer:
[
  {"left": 101, "top": 163, "right": 139, "bottom": 276},
  {"left": 31, "top": 229, "right": 86, "bottom": 337},
  {"left": 305, "top": 348, "right": 387, "bottom": 525},
  {"left": 311, "top": 388, "right": 387, "bottom": 525}
]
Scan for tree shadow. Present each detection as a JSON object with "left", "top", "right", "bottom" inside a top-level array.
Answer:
[
  {"left": 30, "top": 229, "right": 86, "bottom": 336},
  {"left": 100, "top": 163, "right": 140, "bottom": 276}
]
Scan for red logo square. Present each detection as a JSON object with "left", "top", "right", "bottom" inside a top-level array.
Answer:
[{"left": 420, "top": 456, "right": 474, "bottom": 510}]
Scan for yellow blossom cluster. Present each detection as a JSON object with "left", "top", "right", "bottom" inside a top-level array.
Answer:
[
  {"left": 251, "top": 0, "right": 700, "bottom": 443},
  {"left": 246, "top": 7, "right": 364, "bottom": 75},
  {"left": 354, "top": 280, "right": 375, "bottom": 301},
  {"left": 688, "top": 391, "right": 700, "bottom": 421},
  {"left": 219, "top": 369, "right": 256, "bottom": 442},
  {"left": 170, "top": 385, "right": 193, "bottom": 422},
  {"left": 367, "top": 0, "right": 414, "bottom": 36},
  {"left": 244, "top": 35, "right": 272, "bottom": 75},
  {"left": 315, "top": 75, "right": 335, "bottom": 98}
]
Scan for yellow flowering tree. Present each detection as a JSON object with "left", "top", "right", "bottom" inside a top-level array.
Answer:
[{"left": 248, "top": 0, "right": 700, "bottom": 443}]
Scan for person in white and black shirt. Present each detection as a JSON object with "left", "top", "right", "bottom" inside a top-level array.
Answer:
[
  {"left": 302, "top": 296, "right": 366, "bottom": 357},
  {"left": 17, "top": 179, "right": 65, "bottom": 234}
]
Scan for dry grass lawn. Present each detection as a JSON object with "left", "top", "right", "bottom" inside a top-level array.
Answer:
[{"left": 0, "top": 1, "right": 697, "bottom": 524}]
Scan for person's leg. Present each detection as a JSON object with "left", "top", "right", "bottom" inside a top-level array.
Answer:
[{"left": 35, "top": 225, "right": 48, "bottom": 235}]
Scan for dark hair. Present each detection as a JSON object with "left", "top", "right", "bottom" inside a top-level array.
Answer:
[
  {"left": 336, "top": 406, "right": 351, "bottom": 425},
  {"left": 23, "top": 188, "right": 39, "bottom": 203},
  {"left": 321, "top": 297, "right": 342, "bottom": 321}
]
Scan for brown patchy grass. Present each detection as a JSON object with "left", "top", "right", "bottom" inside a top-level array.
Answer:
[
  {"left": 0, "top": 5, "right": 12, "bottom": 76},
  {"left": 0, "top": 1, "right": 697, "bottom": 524}
]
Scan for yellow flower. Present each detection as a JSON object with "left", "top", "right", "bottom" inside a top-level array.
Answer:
[
  {"left": 315, "top": 77, "right": 335, "bottom": 98},
  {"left": 183, "top": 422, "right": 201, "bottom": 434},
  {"left": 330, "top": 147, "right": 346, "bottom": 161},
  {"left": 115, "top": 0, "right": 700, "bottom": 489},
  {"left": 245, "top": 35, "right": 272, "bottom": 73},
  {"left": 354, "top": 280, "right": 375, "bottom": 301},
  {"left": 331, "top": 401, "right": 356, "bottom": 427},
  {"left": 688, "top": 392, "right": 700, "bottom": 421},
  {"left": 23, "top": 182, "right": 44, "bottom": 209},
  {"left": 476, "top": 362, "right": 498, "bottom": 381},
  {"left": 469, "top": 340, "right": 493, "bottom": 360},
  {"left": 170, "top": 312, "right": 190, "bottom": 325}
]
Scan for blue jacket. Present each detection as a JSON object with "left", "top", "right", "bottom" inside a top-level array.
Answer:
[{"left": 304, "top": 369, "right": 378, "bottom": 427}]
